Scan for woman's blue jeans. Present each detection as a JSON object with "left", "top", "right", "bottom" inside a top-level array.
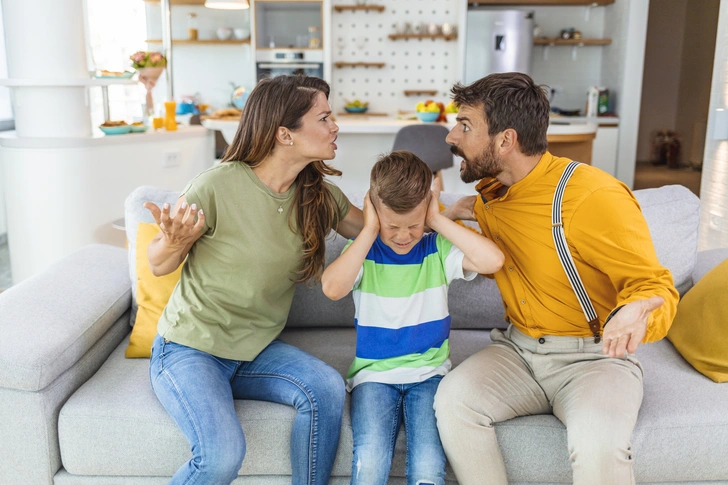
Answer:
[
  {"left": 150, "top": 334, "right": 346, "bottom": 485},
  {"left": 350, "top": 376, "right": 447, "bottom": 485}
]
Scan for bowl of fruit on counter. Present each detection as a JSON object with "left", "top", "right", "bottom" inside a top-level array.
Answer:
[
  {"left": 415, "top": 100, "right": 446, "bottom": 122},
  {"left": 344, "top": 100, "right": 369, "bottom": 114},
  {"left": 445, "top": 102, "right": 459, "bottom": 123}
]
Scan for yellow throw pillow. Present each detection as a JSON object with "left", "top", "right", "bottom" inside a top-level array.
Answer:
[
  {"left": 667, "top": 258, "right": 728, "bottom": 382},
  {"left": 125, "top": 223, "right": 182, "bottom": 358}
]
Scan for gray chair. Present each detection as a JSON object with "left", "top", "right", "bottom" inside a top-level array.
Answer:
[{"left": 392, "top": 124, "right": 454, "bottom": 187}]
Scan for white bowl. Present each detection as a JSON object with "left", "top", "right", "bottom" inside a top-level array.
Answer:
[
  {"left": 217, "top": 27, "right": 233, "bottom": 40},
  {"left": 234, "top": 28, "right": 250, "bottom": 40}
]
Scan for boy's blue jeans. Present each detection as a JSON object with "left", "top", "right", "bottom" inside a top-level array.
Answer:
[
  {"left": 149, "top": 334, "right": 345, "bottom": 485},
  {"left": 350, "top": 376, "right": 447, "bottom": 485}
]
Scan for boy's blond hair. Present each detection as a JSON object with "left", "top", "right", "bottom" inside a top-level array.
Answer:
[{"left": 370, "top": 150, "right": 432, "bottom": 214}]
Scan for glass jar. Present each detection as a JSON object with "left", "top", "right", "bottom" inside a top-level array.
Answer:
[
  {"left": 187, "top": 13, "right": 198, "bottom": 41},
  {"left": 307, "top": 26, "right": 320, "bottom": 49}
]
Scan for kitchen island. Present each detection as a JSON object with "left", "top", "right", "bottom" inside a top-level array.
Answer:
[{"left": 202, "top": 118, "right": 601, "bottom": 195}]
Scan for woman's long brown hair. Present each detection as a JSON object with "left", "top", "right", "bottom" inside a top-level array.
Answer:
[{"left": 221, "top": 75, "right": 342, "bottom": 283}]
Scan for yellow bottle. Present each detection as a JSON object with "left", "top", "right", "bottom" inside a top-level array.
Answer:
[{"left": 164, "top": 101, "right": 178, "bottom": 131}]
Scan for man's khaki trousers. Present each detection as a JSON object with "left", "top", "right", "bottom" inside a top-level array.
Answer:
[{"left": 434, "top": 325, "right": 644, "bottom": 485}]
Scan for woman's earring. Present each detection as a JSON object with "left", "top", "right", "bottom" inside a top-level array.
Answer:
[{"left": 289, "top": 141, "right": 293, "bottom": 146}]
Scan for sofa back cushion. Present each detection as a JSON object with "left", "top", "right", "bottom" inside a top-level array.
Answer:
[
  {"left": 633, "top": 184, "right": 700, "bottom": 295},
  {"left": 288, "top": 186, "right": 700, "bottom": 329},
  {"left": 124, "top": 186, "right": 180, "bottom": 325},
  {"left": 124, "top": 184, "right": 699, "bottom": 332}
]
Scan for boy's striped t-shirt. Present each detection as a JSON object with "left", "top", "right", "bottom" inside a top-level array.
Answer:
[{"left": 346, "top": 232, "right": 477, "bottom": 390}]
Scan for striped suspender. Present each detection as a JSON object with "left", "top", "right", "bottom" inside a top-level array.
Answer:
[{"left": 551, "top": 162, "right": 602, "bottom": 343}]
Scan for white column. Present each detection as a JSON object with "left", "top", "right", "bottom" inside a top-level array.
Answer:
[{"left": 2, "top": 0, "right": 92, "bottom": 137}]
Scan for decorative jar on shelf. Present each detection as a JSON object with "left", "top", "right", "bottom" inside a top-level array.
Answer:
[{"left": 187, "top": 13, "right": 198, "bottom": 40}]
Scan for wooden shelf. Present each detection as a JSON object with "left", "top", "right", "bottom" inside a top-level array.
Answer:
[
  {"left": 145, "top": 39, "right": 250, "bottom": 45},
  {"left": 334, "top": 5, "right": 385, "bottom": 12},
  {"left": 467, "top": 0, "right": 613, "bottom": 5},
  {"left": 334, "top": 62, "right": 385, "bottom": 68},
  {"left": 404, "top": 90, "right": 438, "bottom": 96},
  {"left": 388, "top": 33, "right": 457, "bottom": 41},
  {"left": 534, "top": 38, "right": 612, "bottom": 46}
]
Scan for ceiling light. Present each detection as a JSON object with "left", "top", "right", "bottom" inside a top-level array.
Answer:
[{"left": 205, "top": 0, "right": 249, "bottom": 10}]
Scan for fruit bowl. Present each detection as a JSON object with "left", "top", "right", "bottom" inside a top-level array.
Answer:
[
  {"left": 99, "top": 124, "right": 131, "bottom": 135},
  {"left": 417, "top": 111, "right": 440, "bottom": 123},
  {"left": 344, "top": 106, "right": 368, "bottom": 114}
]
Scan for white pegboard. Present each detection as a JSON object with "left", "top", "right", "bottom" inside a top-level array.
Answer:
[{"left": 331, "top": 0, "right": 460, "bottom": 115}]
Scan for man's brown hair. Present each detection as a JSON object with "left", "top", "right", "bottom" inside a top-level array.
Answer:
[
  {"left": 451, "top": 72, "right": 550, "bottom": 156},
  {"left": 370, "top": 150, "right": 432, "bottom": 214}
]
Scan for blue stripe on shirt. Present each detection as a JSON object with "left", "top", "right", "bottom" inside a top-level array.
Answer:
[
  {"left": 365, "top": 232, "right": 439, "bottom": 265},
  {"left": 354, "top": 315, "right": 451, "bottom": 359}
]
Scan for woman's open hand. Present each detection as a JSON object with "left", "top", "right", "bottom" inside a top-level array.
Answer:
[{"left": 143, "top": 199, "right": 206, "bottom": 248}]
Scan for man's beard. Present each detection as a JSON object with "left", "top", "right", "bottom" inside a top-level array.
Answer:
[{"left": 450, "top": 140, "right": 503, "bottom": 183}]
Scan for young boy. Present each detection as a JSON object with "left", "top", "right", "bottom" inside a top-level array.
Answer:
[{"left": 321, "top": 150, "right": 504, "bottom": 485}]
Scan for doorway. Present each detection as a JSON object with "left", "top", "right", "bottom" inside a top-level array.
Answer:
[{"left": 634, "top": 0, "right": 720, "bottom": 196}]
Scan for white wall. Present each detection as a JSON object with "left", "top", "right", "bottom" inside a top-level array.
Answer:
[
  {"left": 698, "top": 0, "right": 728, "bottom": 250},
  {"left": 331, "top": 0, "right": 460, "bottom": 115},
  {"left": 636, "top": 0, "right": 687, "bottom": 162},
  {"left": 602, "top": 0, "right": 649, "bottom": 188},
  {"left": 0, "top": 176, "right": 6, "bottom": 238},
  {"left": 675, "top": 0, "right": 720, "bottom": 168},
  {"left": 525, "top": 5, "right": 606, "bottom": 111},
  {"left": 145, "top": 4, "right": 255, "bottom": 112}
]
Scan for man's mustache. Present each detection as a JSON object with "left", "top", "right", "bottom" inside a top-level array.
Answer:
[{"left": 450, "top": 145, "right": 465, "bottom": 158}]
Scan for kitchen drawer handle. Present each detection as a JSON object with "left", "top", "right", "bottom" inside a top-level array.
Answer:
[{"left": 258, "top": 63, "right": 320, "bottom": 69}]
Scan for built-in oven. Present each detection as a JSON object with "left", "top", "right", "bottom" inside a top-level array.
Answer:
[{"left": 256, "top": 50, "right": 324, "bottom": 81}]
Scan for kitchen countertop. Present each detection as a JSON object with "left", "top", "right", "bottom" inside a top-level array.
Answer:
[
  {"left": 203, "top": 117, "right": 599, "bottom": 142},
  {"left": 0, "top": 125, "right": 211, "bottom": 149}
]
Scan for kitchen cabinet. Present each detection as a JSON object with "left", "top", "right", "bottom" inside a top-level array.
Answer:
[
  {"left": 467, "top": 0, "right": 614, "bottom": 5},
  {"left": 591, "top": 126, "right": 619, "bottom": 176}
]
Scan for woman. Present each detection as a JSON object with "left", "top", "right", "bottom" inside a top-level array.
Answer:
[{"left": 143, "top": 75, "right": 363, "bottom": 485}]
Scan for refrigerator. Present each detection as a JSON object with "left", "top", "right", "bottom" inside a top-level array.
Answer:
[{"left": 464, "top": 9, "right": 534, "bottom": 84}]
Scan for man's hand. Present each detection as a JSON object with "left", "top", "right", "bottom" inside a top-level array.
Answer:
[
  {"left": 441, "top": 195, "right": 477, "bottom": 222},
  {"left": 601, "top": 296, "right": 665, "bottom": 357}
]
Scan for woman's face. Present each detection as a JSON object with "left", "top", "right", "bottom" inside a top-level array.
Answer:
[{"left": 289, "top": 91, "right": 339, "bottom": 161}]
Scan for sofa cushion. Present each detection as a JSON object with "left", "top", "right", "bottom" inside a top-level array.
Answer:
[
  {"left": 58, "top": 329, "right": 728, "bottom": 482},
  {"left": 667, "top": 258, "right": 728, "bottom": 382},
  {"left": 633, "top": 185, "right": 700, "bottom": 295},
  {"left": 125, "top": 223, "right": 183, "bottom": 358},
  {"left": 0, "top": 245, "right": 130, "bottom": 392},
  {"left": 124, "top": 186, "right": 180, "bottom": 325}
]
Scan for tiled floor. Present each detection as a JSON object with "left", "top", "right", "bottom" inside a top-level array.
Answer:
[{"left": 0, "top": 241, "right": 11, "bottom": 291}]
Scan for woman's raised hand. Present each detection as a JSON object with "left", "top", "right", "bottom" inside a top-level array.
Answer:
[{"left": 143, "top": 199, "right": 206, "bottom": 248}]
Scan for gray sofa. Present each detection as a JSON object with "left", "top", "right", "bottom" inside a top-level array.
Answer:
[{"left": 1, "top": 184, "right": 727, "bottom": 485}]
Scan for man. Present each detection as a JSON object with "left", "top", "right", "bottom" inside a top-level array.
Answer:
[{"left": 434, "top": 72, "right": 678, "bottom": 485}]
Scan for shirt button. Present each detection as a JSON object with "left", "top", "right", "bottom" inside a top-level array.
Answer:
[
  {"left": 508, "top": 266, "right": 514, "bottom": 271},
  {"left": 495, "top": 236, "right": 500, "bottom": 240},
  {"left": 538, "top": 338, "right": 546, "bottom": 344},
  {"left": 521, "top": 300, "right": 526, "bottom": 304},
  {"left": 485, "top": 205, "right": 490, "bottom": 209}
]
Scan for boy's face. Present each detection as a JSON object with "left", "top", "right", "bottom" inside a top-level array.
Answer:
[{"left": 375, "top": 199, "right": 428, "bottom": 255}]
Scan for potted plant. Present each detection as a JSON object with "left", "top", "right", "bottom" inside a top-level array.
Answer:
[{"left": 130, "top": 51, "right": 167, "bottom": 116}]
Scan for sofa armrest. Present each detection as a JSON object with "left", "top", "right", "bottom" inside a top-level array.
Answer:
[
  {"left": 0, "top": 244, "right": 131, "bottom": 392},
  {"left": 693, "top": 248, "right": 728, "bottom": 286}
]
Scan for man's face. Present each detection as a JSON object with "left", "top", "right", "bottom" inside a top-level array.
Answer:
[{"left": 445, "top": 104, "right": 505, "bottom": 183}]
